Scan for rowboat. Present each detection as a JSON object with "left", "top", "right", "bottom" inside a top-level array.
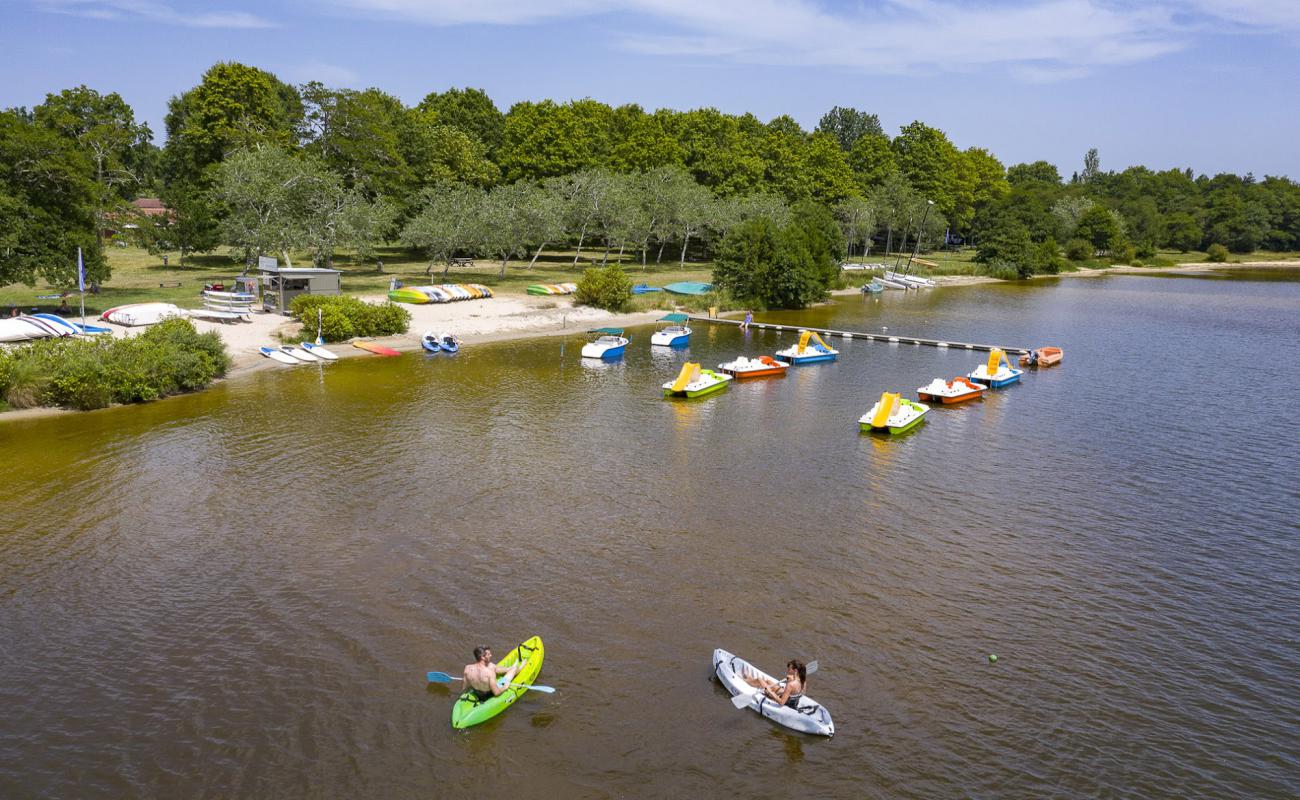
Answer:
[
  {"left": 860, "top": 392, "right": 929, "bottom": 434},
  {"left": 581, "top": 328, "right": 629, "bottom": 360},
  {"left": 713, "top": 649, "right": 833, "bottom": 737},
  {"left": 663, "top": 363, "right": 732, "bottom": 398},
  {"left": 451, "top": 637, "right": 545, "bottom": 729},
  {"left": 718, "top": 355, "right": 789, "bottom": 379},
  {"left": 1020, "top": 346, "right": 1063, "bottom": 367},
  {"left": 775, "top": 330, "right": 838, "bottom": 364},
  {"left": 650, "top": 313, "right": 691, "bottom": 347},
  {"left": 917, "top": 376, "right": 986, "bottom": 404},
  {"left": 353, "top": 340, "right": 401, "bottom": 356},
  {"left": 967, "top": 348, "right": 1023, "bottom": 388}
]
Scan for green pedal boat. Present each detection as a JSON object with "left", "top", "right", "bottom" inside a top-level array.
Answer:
[{"left": 451, "top": 636, "right": 545, "bottom": 729}]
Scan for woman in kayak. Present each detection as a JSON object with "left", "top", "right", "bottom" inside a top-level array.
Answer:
[{"left": 742, "top": 659, "right": 807, "bottom": 708}]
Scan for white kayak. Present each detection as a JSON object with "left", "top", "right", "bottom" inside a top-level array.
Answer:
[
  {"left": 280, "top": 345, "right": 319, "bottom": 362},
  {"left": 713, "top": 649, "right": 834, "bottom": 736},
  {"left": 301, "top": 342, "right": 338, "bottom": 360}
]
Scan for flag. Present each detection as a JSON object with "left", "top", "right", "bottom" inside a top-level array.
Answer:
[{"left": 77, "top": 247, "right": 85, "bottom": 293}]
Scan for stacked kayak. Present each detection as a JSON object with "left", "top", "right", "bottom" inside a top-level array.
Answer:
[
  {"left": 526, "top": 283, "right": 578, "bottom": 296},
  {"left": 452, "top": 636, "right": 545, "bottom": 729},
  {"left": 388, "top": 284, "right": 494, "bottom": 304},
  {"left": 713, "top": 649, "right": 834, "bottom": 737}
]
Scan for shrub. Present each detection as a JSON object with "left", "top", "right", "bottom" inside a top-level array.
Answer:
[
  {"left": 1135, "top": 240, "right": 1157, "bottom": 259},
  {"left": 289, "top": 294, "right": 411, "bottom": 341},
  {"left": 1110, "top": 241, "right": 1137, "bottom": 265},
  {"left": 1035, "top": 238, "right": 1063, "bottom": 275},
  {"left": 574, "top": 264, "right": 633, "bottom": 312},
  {"left": 1206, "top": 243, "right": 1229, "bottom": 262},
  {"left": 1065, "top": 238, "right": 1094, "bottom": 261},
  {"left": 0, "top": 319, "right": 229, "bottom": 411},
  {"left": 982, "top": 260, "right": 1024, "bottom": 281}
]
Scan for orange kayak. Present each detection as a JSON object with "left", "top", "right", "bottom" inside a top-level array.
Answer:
[{"left": 353, "top": 341, "right": 401, "bottom": 356}]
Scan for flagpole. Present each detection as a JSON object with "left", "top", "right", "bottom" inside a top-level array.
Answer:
[{"left": 77, "top": 247, "right": 86, "bottom": 327}]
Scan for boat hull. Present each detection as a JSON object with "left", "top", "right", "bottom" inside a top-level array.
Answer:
[
  {"left": 860, "top": 414, "right": 927, "bottom": 434},
  {"left": 725, "top": 366, "right": 787, "bottom": 379},
  {"left": 969, "top": 373, "right": 1021, "bottom": 388},
  {"left": 918, "top": 389, "right": 983, "bottom": 404},
  {"left": 581, "top": 343, "right": 627, "bottom": 360},
  {"left": 785, "top": 353, "right": 837, "bottom": 364},
  {"left": 650, "top": 332, "right": 690, "bottom": 347}
]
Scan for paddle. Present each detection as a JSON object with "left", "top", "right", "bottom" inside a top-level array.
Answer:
[
  {"left": 426, "top": 671, "right": 557, "bottom": 694},
  {"left": 730, "top": 660, "right": 819, "bottom": 708}
]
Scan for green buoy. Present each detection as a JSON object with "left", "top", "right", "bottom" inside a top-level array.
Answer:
[{"left": 988, "top": 654, "right": 998, "bottom": 663}]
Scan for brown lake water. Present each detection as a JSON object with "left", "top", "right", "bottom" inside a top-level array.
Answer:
[{"left": 1, "top": 274, "right": 1297, "bottom": 798}]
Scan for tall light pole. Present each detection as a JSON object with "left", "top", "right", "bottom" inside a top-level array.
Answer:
[{"left": 904, "top": 199, "right": 935, "bottom": 277}]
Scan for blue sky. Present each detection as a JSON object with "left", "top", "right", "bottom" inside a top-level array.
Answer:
[{"left": 3, "top": 0, "right": 1298, "bottom": 178}]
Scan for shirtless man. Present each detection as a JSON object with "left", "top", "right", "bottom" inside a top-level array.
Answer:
[{"left": 462, "top": 645, "right": 520, "bottom": 701}]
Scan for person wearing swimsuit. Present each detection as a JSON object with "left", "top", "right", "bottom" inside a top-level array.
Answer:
[
  {"left": 741, "top": 659, "right": 807, "bottom": 708},
  {"left": 462, "top": 645, "right": 520, "bottom": 702}
]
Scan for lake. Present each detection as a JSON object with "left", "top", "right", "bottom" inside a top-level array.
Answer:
[{"left": 1, "top": 272, "right": 1296, "bottom": 798}]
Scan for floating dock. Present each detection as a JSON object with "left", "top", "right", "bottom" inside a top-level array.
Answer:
[{"left": 689, "top": 316, "right": 1029, "bottom": 355}]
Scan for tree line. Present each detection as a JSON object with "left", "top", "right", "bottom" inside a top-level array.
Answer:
[{"left": 3, "top": 60, "right": 1300, "bottom": 294}]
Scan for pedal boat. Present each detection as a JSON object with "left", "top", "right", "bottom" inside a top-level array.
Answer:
[
  {"left": 664, "top": 363, "right": 732, "bottom": 398},
  {"left": 860, "top": 392, "right": 929, "bottom": 434},
  {"left": 775, "top": 330, "right": 838, "bottom": 364},
  {"left": 917, "top": 376, "right": 986, "bottom": 404},
  {"left": 718, "top": 355, "right": 789, "bottom": 379},
  {"left": 1019, "top": 346, "right": 1063, "bottom": 367},
  {"left": 967, "top": 348, "right": 1023, "bottom": 388}
]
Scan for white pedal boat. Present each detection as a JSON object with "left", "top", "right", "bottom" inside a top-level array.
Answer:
[{"left": 713, "top": 648, "right": 833, "bottom": 737}]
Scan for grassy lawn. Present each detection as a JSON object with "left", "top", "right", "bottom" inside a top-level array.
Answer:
[{"left": 0, "top": 245, "right": 716, "bottom": 315}]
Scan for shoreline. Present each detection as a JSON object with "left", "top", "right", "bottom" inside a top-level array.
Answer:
[{"left": 4, "top": 260, "right": 1296, "bottom": 423}]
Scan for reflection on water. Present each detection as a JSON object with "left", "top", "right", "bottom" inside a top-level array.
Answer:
[{"left": 1, "top": 274, "right": 1298, "bottom": 799}]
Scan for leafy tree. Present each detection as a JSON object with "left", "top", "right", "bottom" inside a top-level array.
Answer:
[
  {"left": 1051, "top": 195, "right": 1095, "bottom": 241},
  {"left": 1080, "top": 147, "right": 1102, "bottom": 184},
  {"left": 712, "top": 216, "right": 779, "bottom": 304},
  {"left": 666, "top": 107, "right": 764, "bottom": 197},
  {"left": 815, "top": 106, "right": 883, "bottom": 151},
  {"left": 476, "top": 181, "right": 538, "bottom": 276},
  {"left": 713, "top": 206, "right": 838, "bottom": 308},
  {"left": 34, "top": 86, "right": 154, "bottom": 247},
  {"left": 1074, "top": 203, "right": 1125, "bottom": 253},
  {"left": 848, "top": 132, "right": 897, "bottom": 191},
  {"left": 163, "top": 62, "right": 302, "bottom": 187},
  {"left": 836, "top": 196, "right": 878, "bottom": 262},
  {"left": 210, "top": 144, "right": 332, "bottom": 266},
  {"left": 1007, "top": 161, "right": 1061, "bottom": 188},
  {"left": 891, "top": 121, "right": 964, "bottom": 227},
  {"left": 1065, "top": 238, "right": 1093, "bottom": 261},
  {"left": 0, "top": 109, "right": 106, "bottom": 288},
  {"left": 401, "top": 181, "right": 485, "bottom": 276},
  {"left": 299, "top": 83, "right": 413, "bottom": 199},
  {"left": 606, "top": 105, "right": 682, "bottom": 172},
  {"left": 974, "top": 211, "right": 1034, "bottom": 277},
  {"left": 417, "top": 87, "right": 504, "bottom": 156},
  {"left": 498, "top": 99, "right": 610, "bottom": 181},
  {"left": 960, "top": 147, "right": 1009, "bottom": 233},
  {"left": 1035, "top": 238, "right": 1063, "bottom": 274}
]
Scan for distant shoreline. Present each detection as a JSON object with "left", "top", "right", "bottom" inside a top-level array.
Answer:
[{"left": 4, "top": 260, "right": 1296, "bottom": 423}]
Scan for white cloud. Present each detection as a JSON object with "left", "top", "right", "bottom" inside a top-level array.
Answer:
[{"left": 35, "top": 0, "right": 275, "bottom": 28}]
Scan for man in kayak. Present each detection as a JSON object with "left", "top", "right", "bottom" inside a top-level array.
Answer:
[
  {"left": 741, "top": 659, "right": 807, "bottom": 708},
  {"left": 462, "top": 645, "right": 520, "bottom": 701}
]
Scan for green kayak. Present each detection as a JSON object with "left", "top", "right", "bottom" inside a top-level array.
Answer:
[{"left": 451, "top": 636, "right": 545, "bottom": 729}]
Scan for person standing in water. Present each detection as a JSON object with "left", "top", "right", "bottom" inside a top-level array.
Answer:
[
  {"left": 462, "top": 645, "right": 520, "bottom": 701},
  {"left": 741, "top": 310, "right": 753, "bottom": 330},
  {"left": 741, "top": 659, "right": 807, "bottom": 708}
]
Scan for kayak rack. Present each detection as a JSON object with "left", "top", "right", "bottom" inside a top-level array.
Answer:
[{"left": 688, "top": 316, "right": 1030, "bottom": 355}]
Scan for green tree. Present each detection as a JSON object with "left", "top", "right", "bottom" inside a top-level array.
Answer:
[
  {"left": 836, "top": 195, "right": 878, "bottom": 262},
  {"left": 1007, "top": 161, "right": 1062, "bottom": 188},
  {"left": 847, "top": 132, "right": 897, "bottom": 192},
  {"left": 401, "top": 181, "right": 485, "bottom": 276},
  {"left": 163, "top": 62, "right": 302, "bottom": 187},
  {"left": 1074, "top": 203, "right": 1125, "bottom": 253},
  {"left": 210, "top": 144, "right": 331, "bottom": 266},
  {"left": 0, "top": 109, "right": 106, "bottom": 288},
  {"left": 891, "top": 121, "right": 963, "bottom": 226},
  {"left": 606, "top": 105, "right": 683, "bottom": 172},
  {"left": 666, "top": 107, "right": 764, "bottom": 197},
  {"left": 815, "top": 106, "right": 883, "bottom": 151},
  {"left": 34, "top": 86, "right": 154, "bottom": 248},
  {"left": 417, "top": 87, "right": 504, "bottom": 156}
]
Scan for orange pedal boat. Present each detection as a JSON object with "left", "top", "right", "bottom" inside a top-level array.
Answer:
[
  {"left": 718, "top": 355, "right": 790, "bottom": 379},
  {"left": 917, "top": 376, "right": 987, "bottom": 404},
  {"left": 1020, "top": 346, "right": 1063, "bottom": 367}
]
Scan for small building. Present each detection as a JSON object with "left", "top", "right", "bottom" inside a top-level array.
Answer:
[
  {"left": 130, "top": 198, "right": 171, "bottom": 218},
  {"left": 256, "top": 263, "right": 342, "bottom": 315}
]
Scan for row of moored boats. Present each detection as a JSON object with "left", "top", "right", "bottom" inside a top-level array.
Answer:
[{"left": 388, "top": 284, "right": 494, "bottom": 304}]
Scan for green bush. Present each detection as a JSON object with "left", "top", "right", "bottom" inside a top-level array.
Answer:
[
  {"left": 0, "top": 318, "right": 230, "bottom": 411},
  {"left": 1035, "top": 238, "right": 1063, "bottom": 275},
  {"left": 1110, "top": 241, "right": 1137, "bottom": 264},
  {"left": 289, "top": 294, "right": 411, "bottom": 341},
  {"left": 1065, "top": 238, "right": 1094, "bottom": 261},
  {"left": 574, "top": 264, "right": 633, "bottom": 312},
  {"left": 1135, "top": 240, "right": 1158, "bottom": 259},
  {"left": 982, "top": 260, "right": 1024, "bottom": 281},
  {"left": 1206, "top": 243, "right": 1229, "bottom": 262}
]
